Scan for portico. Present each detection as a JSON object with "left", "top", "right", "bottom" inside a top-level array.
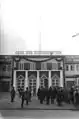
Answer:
[{"left": 13, "top": 69, "right": 63, "bottom": 95}]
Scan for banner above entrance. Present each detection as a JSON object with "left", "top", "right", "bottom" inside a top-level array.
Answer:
[{"left": 15, "top": 51, "right": 62, "bottom": 56}]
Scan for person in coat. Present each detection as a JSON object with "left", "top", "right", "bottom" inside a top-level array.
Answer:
[
  {"left": 37, "top": 87, "right": 41, "bottom": 100},
  {"left": 56, "top": 87, "right": 63, "bottom": 106},
  {"left": 10, "top": 86, "right": 16, "bottom": 102},
  {"left": 46, "top": 87, "right": 50, "bottom": 105},
  {"left": 74, "top": 88, "right": 79, "bottom": 106},
  {"left": 39, "top": 87, "right": 45, "bottom": 104},
  {"left": 21, "top": 87, "right": 30, "bottom": 108}
]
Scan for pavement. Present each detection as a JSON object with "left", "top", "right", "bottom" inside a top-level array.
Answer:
[
  {"left": 0, "top": 92, "right": 78, "bottom": 110},
  {"left": 1, "top": 110, "right": 79, "bottom": 119}
]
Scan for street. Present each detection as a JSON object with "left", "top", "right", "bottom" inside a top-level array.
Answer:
[
  {"left": 0, "top": 110, "right": 79, "bottom": 119},
  {"left": 0, "top": 92, "right": 79, "bottom": 119}
]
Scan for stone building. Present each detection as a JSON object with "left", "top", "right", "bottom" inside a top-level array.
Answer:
[
  {"left": 1, "top": 54, "right": 79, "bottom": 94},
  {"left": 65, "top": 55, "right": 79, "bottom": 88},
  {"left": 0, "top": 55, "right": 12, "bottom": 91},
  {"left": 12, "top": 55, "right": 64, "bottom": 95}
]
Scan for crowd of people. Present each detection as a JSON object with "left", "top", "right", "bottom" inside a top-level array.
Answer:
[
  {"left": 10, "top": 85, "right": 79, "bottom": 108},
  {"left": 10, "top": 86, "right": 31, "bottom": 108},
  {"left": 37, "top": 86, "right": 79, "bottom": 106}
]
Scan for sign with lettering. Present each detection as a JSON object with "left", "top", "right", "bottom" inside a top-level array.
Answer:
[{"left": 15, "top": 51, "right": 62, "bottom": 55}]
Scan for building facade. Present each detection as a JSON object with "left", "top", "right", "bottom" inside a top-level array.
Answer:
[
  {"left": 1, "top": 55, "right": 79, "bottom": 94},
  {"left": 13, "top": 55, "right": 64, "bottom": 95},
  {"left": 65, "top": 56, "right": 79, "bottom": 88},
  {"left": 0, "top": 55, "right": 12, "bottom": 91}
]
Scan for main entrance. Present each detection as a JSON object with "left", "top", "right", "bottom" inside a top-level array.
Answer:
[
  {"left": 16, "top": 71, "right": 25, "bottom": 91},
  {"left": 51, "top": 75, "right": 60, "bottom": 87},
  {"left": 44, "top": 78, "right": 48, "bottom": 88},
  {"left": 40, "top": 74, "right": 48, "bottom": 88},
  {"left": 28, "top": 71, "right": 37, "bottom": 96},
  {"left": 29, "top": 76, "right": 36, "bottom": 96},
  {"left": 51, "top": 71, "right": 60, "bottom": 87},
  {"left": 16, "top": 75, "right": 25, "bottom": 91}
]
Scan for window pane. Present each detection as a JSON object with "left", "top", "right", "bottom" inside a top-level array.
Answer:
[
  {"left": 52, "top": 63, "right": 58, "bottom": 70},
  {"left": 47, "top": 63, "right": 52, "bottom": 70},
  {"left": 66, "top": 65, "right": 69, "bottom": 71},
  {"left": 24, "top": 63, "right": 30, "bottom": 70},
  {"left": 36, "top": 62, "right": 41, "bottom": 70},
  {"left": 70, "top": 65, "right": 74, "bottom": 71},
  {"left": 76, "top": 64, "right": 79, "bottom": 71}
]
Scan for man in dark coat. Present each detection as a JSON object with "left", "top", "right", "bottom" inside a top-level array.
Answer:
[
  {"left": 51, "top": 87, "right": 57, "bottom": 104},
  {"left": 21, "top": 87, "right": 29, "bottom": 108},
  {"left": 18, "top": 87, "right": 23, "bottom": 98},
  {"left": 37, "top": 87, "right": 41, "bottom": 100},
  {"left": 56, "top": 87, "right": 63, "bottom": 106},
  {"left": 46, "top": 87, "right": 50, "bottom": 105},
  {"left": 10, "top": 86, "right": 16, "bottom": 102},
  {"left": 39, "top": 87, "right": 45, "bottom": 104},
  {"left": 74, "top": 88, "right": 79, "bottom": 106},
  {"left": 49, "top": 86, "right": 53, "bottom": 104},
  {"left": 69, "top": 86, "right": 74, "bottom": 104},
  {"left": 28, "top": 88, "right": 32, "bottom": 102}
]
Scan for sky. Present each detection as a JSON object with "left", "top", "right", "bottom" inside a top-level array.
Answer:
[{"left": 1, "top": 0, "right": 79, "bottom": 55}]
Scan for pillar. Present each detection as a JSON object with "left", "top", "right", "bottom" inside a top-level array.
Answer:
[
  {"left": 13, "top": 70, "right": 16, "bottom": 91},
  {"left": 49, "top": 71, "right": 51, "bottom": 87},
  {"left": 25, "top": 71, "right": 28, "bottom": 90},
  {"left": 76, "top": 77, "right": 79, "bottom": 86},
  {"left": 37, "top": 71, "right": 40, "bottom": 92},
  {"left": 60, "top": 70, "right": 63, "bottom": 87}
]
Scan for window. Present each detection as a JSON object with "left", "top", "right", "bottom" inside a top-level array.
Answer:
[
  {"left": 24, "top": 63, "right": 30, "bottom": 70},
  {"left": 66, "top": 65, "right": 69, "bottom": 71},
  {"left": 47, "top": 63, "right": 52, "bottom": 70},
  {"left": 70, "top": 64, "right": 74, "bottom": 71},
  {"left": 41, "top": 63, "right": 47, "bottom": 70},
  {"left": 76, "top": 64, "right": 79, "bottom": 71},
  {"left": 36, "top": 62, "right": 41, "bottom": 70},
  {"left": 30, "top": 63, "right": 36, "bottom": 70},
  {"left": 18, "top": 62, "right": 24, "bottom": 70},
  {"left": 52, "top": 63, "right": 58, "bottom": 70},
  {"left": 58, "top": 62, "right": 62, "bottom": 70},
  {"left": 52, "top": 79, "right": 59, "bottom": 86},
  {"left": 33, "top": 63, "right": 35, "bottom": 70}
]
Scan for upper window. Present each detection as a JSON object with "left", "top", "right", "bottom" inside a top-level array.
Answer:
[
  {"left": 76, "top": 64, "right": 79, "bottom": 71},
  {"left": 24, "top": 63, "right": 30, "bottom": 70},
  {"left": 47, "top": 63, "right": 52, "bottom": 70},
  {"left": 41, "top": 62, "right": 47, "bottom": 70},
  {"left": 18, "top": 62, "right": 24, "bottom": 70},
  {"left": 70, "top": 64, "right": 74, "bottom": 71},
  {"left": 66, "top": 65, "right": 69, "bottom": 71},
  {"left": 36, "top": 62, "right": 41, "bottom": 70},
  {"left": 52, "top": 63, "right": 58, "bottom": 70}
]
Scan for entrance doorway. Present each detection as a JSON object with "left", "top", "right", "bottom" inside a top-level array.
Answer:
[
  {"left": 51, "top": 74, "right": 59, "bottom": 87},
  {"left": 28, "top": 75, "right": 36, "bottom": 96},
  {"left": 17, "top": 75, "right": 25, "bottom": 91},
  {"left": 40, "top": 74, "right": 48, "bottom": 88},
  {"left": 44, "top": 78, "right": 48, "bottom": 88}
]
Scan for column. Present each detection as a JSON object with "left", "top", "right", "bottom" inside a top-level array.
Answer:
[
  {"left": 13, "top": 70, "right": 16, "bottom": 91},
  {"left": 76, "top": 78, "right": 79, "bottom": 86},
  {"left": 25, "top": 71, "right": 28, "bottom": 90},
  {"left": 49, "top": 71, "right": 51, "bottom": 87},
  {"left": 37, "top": 71, "right": 40, "bottom": 92},
  {"left": 60, "top": 70, "right": 63, "bottom": 87}
]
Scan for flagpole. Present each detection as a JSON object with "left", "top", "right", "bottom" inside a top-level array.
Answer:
[
  {"left": 39, "top": 31, "right": 41, "bottom": 52},
  {"left": 39, "top": 16, "right": 42, "bottom": 53}
]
